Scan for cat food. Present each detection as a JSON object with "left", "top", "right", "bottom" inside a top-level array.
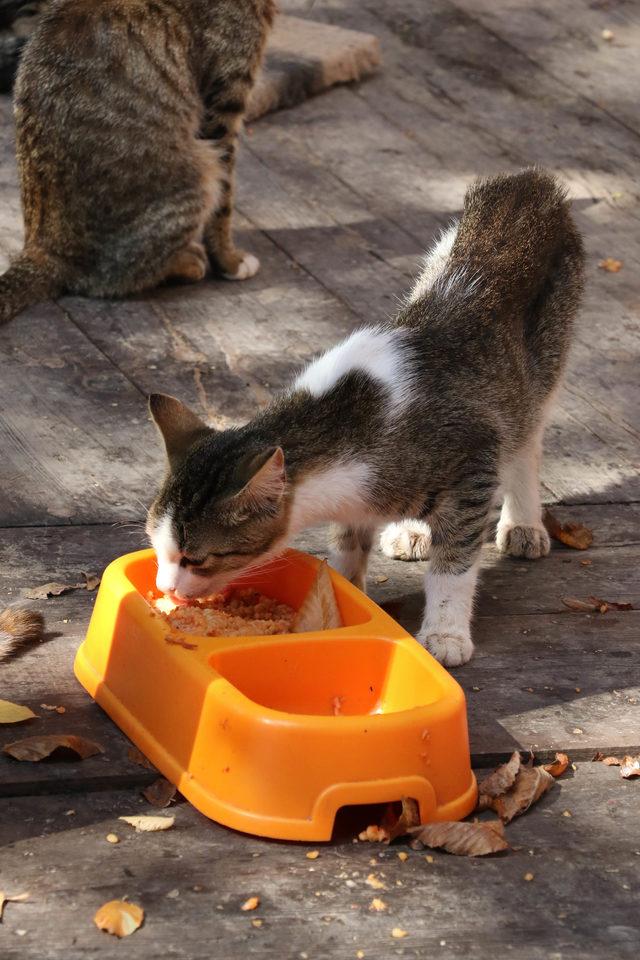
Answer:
[{"left": 153, "top": 589, "right": 296, "bottom": 638}]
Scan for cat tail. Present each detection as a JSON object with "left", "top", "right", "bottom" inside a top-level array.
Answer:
[
  {"left": 0, "top": 607, "right": 44, "bottom": 649},
  {"left": 0, "top": 251, "right": 65, "bottom": 326}
]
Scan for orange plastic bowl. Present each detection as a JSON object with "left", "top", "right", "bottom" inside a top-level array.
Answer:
[{"left": 74, "top": 549, "right": 477, "bottom": 840}]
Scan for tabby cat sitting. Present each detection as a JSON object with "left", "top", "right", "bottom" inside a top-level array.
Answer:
[
  {"left": 0, "top": 0, "right": 275, "bottom": 325},
  {"left": 146, "top": 170, "right": 584, "bottom": 667}
]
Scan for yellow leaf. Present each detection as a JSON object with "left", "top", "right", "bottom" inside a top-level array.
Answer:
[
  {"left": 118, "top": 815, "right": 175, "bottom": 832},
  {"left": 94, "top": 900, "right": 144, "bottom": 938},
  {"left": 0, "top": 891, "right": 30, "bottom": 922},
  {"left": 0, "top": 700, "right": 37, "bottom": 724}
]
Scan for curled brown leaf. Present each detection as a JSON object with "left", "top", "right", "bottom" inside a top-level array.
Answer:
[
  {"left": 492, "top": 766, "right": 555, "bottom": 823},
  {"left": 544, "top": 511, "right": 593, "bottom": 550},
  {"left": 385, "top": 797, "right": 421, "bottom": 843},
  {"left": 3, "top": 734, "right": 104, "bottom": 762},
  {"left": 408, "top": 820, "right": 508, "bottom": 857},
  {"left": 142, "top": 777, "right": 177, "bottom": 808},
  {"left": 544, "top": 753, "right": 570, "bottom": 778},
  {"left": 477, "top": 751, "right": 521, "bottom": 810}
]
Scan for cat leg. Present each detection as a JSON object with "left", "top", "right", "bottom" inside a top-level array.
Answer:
[
  {"left": 496, "top": 428, "right": 550, "bottom": 559},
  {"left": 417, "top": 465, "right": 497, "bottom": 666},
  {"left": 161, "top": 242, "right": 209, "bottom": 284},
  {"left": 379, "top": 519, "right": 431, "bottom": 560},
  {"left": 203, "top": 136, "right": 259, "bottom": 281},
  {"left": 328, "top": 524, "right": 374, "bottom": 593}
]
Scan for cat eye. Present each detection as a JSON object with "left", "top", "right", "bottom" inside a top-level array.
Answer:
[{"left": 180, "top": 556, "right": 205, "bottom": 568}]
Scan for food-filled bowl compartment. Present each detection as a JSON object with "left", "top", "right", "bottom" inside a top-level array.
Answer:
[{"left": 123, "top": 549, "right": 375, "bottom": 632}]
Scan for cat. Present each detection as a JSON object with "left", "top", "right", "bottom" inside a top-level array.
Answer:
[
  {"left": 146, "top": 169, "right": 584, "bottom": 667},
  {"left": 0, "top": 0, "right": 275, "bottom": 325}
]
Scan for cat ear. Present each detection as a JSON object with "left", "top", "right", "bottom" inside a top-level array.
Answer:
[
  {"left": 233, "top": 447, "right": 286, "bottom": 513},
  {"left": 148, "top": 393, "right": 210, "bottom": 470}
]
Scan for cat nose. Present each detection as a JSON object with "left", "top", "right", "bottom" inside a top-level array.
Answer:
[{"left": 156, "top": 564, "right": 178, "bottom": 594}]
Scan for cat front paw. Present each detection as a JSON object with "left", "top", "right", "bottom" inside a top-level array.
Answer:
[
  {"left": 419, "top": 632, "right": 474, "bottom": 667},
  {"left": 496, "top": 523, "right": 550, "bottom": 559},
  {"left": 223, "top": 252, "right": 260, "bottom": 281},
  {"left": 379, "top": 521, "right": 431, "bottom": 561}
]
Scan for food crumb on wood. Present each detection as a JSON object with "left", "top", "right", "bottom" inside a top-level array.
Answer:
[
  {"left": 306, "top": 850, "right": 320, "bottom": 860},
  {"left": 391, "top": 927, "right": 408, "bottom": 939},
  {"left": 397, "top": 851, "right": 409, "bottom": 862},
  {"left": 523, "top": 872, "right": 535, "bottom": 881},
  {"left": 105, "top": 833, "right": 119, "bottom": 844},
  {"left": 251, "top": 918, "right": 263, "bottom": 928},
  {"left": 241, "top": 896, "right": 260, "bottom": 911}
]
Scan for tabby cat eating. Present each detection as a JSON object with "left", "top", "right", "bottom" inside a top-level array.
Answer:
[
  {"left": 146, "top": 170, "right": 584, "bottom": 667},
  {"left": 0, "top": 0, "right": 274, "bottom": 325}
]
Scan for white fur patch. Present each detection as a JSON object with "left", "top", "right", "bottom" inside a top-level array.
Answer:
[
  {"left": 294, "top": 327, "right": 413, "bottom": 409},
  {"left": 417, "top": 562, "right": 479, "bottom": 667},
  {"left": 409, "top": 222, "right": 458, "bottom": 303},
  {"left": 150, "top": 512, "right": 181, "bottom": 594},
  {"left": 288, "top": 460, "right": 373, "bottom": 533}
]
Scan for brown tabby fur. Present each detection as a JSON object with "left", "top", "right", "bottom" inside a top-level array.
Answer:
[{"left": 0, "top": 0, "right": 275, "bottom": 324}]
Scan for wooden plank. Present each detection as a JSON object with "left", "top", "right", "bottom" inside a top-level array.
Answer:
[
  {"left": 248, "top": 14, "right": 381, "bottom": 121},
  {"left": 277, "top": 1, "right": 640, "bottom": 504},
  {"left": 448, "top": 0, "right": 640, "bottom": 140},
  {"left": 1, "top": 507, "right": 638, "bottom": 796},
  {"left": 63, "top": 213, "right": 358, "bottom": 430},
  {"left": 1, "top": 763, "right": 639, "bottom": 958}
]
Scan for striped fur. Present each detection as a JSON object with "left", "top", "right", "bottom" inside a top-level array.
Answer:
[{"left": 0, "top": 0, "right": 274, "bottom": 325}]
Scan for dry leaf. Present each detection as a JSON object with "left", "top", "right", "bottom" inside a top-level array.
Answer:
[
  {"left": 24, "top": 572, "right": 101, "bottom": 600},
  {"left": 543, "top": 510, "right": 593, "bottom": 550},
  {"left": 620, "top": 756, "right": 640, "bottom": 779},
  {"left": 409, "top": 820, "right": 508, "bottom": 856},
  {"left": 0, "top": 700, "right": 37, "bottom": 724},
  {"left": 0, "top": 891, "right": 30, "bottom": 922},
  {"left": 3, "top": 734, "right": 104, "bottom": 762},
  {"left": 127, "top": 746, "right": 157, "bottom": 771},
  {"left": 600, "top": 755, "right": 622, "bottom": 766},
  {"left": 562, "top": 596, "right": 633, "bottom": 614},
  {"left": 94, "top": 900, "right": 144, "bottom": 938},
  {"left": 477, "top": 751, "right": 521, "bottom": 809},
  {"left": 292, "top": 560, "right": 342, "bottom": 632},
  {"left": 385, "top": 797, "right": 421, "bottom": 843},
  {"left": 241, "top": 896, "right": 260, "bottom": 911},
  {"left": 492, "top": 766, "right": 555, "bottom": 823},
  {"left": 118, "top": 815, "right": 175, "bottom": 832},
  {"left": 598, "top": 257, "right": 622, "bottom": 272},
  {"left": 544, "top": 753, "right": 570, "bottom": 778},
  {"left": 142, "top": 777, "right": 177, "bottom": 808}
]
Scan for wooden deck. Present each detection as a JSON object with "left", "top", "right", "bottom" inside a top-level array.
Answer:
[{"left": 1, "top": 1, "right": 639, "bottom": 956}]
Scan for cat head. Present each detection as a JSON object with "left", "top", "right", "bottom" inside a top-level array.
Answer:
[{"left": 146, "top": 394, "right": 288, "bottom": 600}]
